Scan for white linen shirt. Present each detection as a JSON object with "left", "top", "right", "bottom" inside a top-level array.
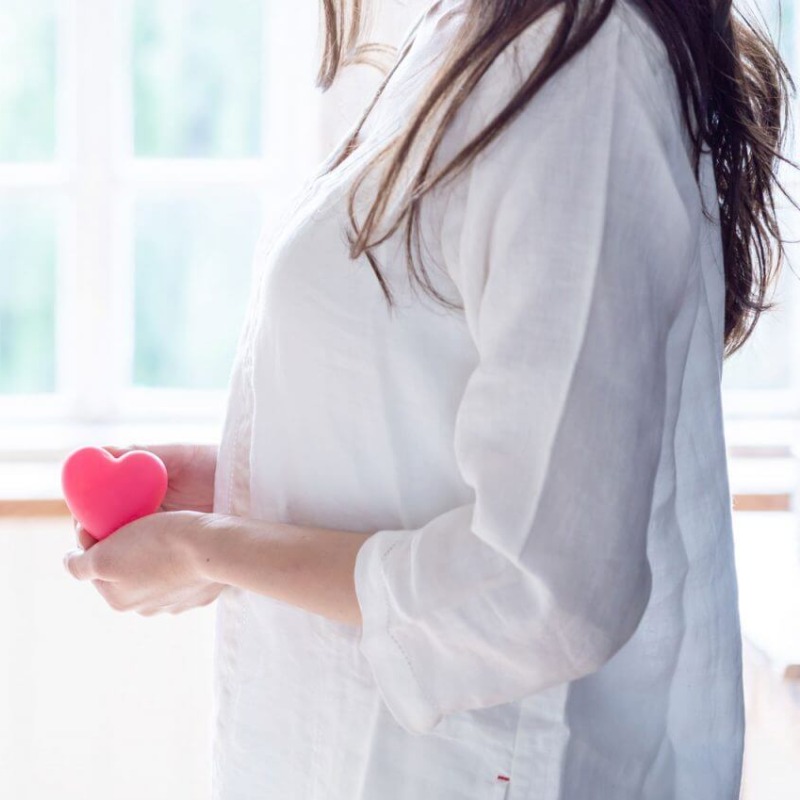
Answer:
[{"left": 210, "top": 1, "right": 745, "bottom": 798}]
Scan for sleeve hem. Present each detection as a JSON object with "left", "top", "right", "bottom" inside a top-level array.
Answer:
[{"left": 353, "top": 530, "right": 443, "bottom": 735}]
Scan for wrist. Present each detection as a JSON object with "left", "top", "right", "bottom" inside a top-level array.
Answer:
[{"left": 185, "top": 512, "right": 235, "bottom": 584}]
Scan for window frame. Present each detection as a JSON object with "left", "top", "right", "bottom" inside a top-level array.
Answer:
[
  {"left": 0, "top": 0, "right": 799, "bottom": 483},
  {"left": 0, "top": 0, "right": 322, "bottom": 444}
]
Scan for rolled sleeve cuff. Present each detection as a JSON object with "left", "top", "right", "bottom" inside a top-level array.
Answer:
[{"left": 353, "top": 528, "right": 442, "bottom": 735}]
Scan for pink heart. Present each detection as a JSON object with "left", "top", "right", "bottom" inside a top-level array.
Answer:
[{"left": 61, "top": 446, "right": 169, "bottom": 540}]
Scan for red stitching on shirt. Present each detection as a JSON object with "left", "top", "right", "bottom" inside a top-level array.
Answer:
[{"left": 497, "top": 775, "right": 510, "bottom": 782}]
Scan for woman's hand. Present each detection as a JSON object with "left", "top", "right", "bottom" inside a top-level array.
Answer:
[
  {"left": 73, "top": 442, "right": 218, "bottom": 551},
  {"left": 65, "top": 511, "right": 226, "bottom": 616},
  {"left": 65, "top": 443, "right": 223, "bottom": 615},
  {"left": 107, "top": 443, "right": 218, "bottom": 514},
  {"left": 68, "top": 508, "right": 371, "bottom": 625}
]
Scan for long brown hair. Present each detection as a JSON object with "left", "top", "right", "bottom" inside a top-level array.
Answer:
[{"left": 317, "top": 0, "right": 797, "bottom": 358}]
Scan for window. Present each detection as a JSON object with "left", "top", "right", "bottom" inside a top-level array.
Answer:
[
  {"left": 0, "top": 1, "right": 58, "bottom": 398},
  {"left": 0, "top": 5, "right": 798, "bottom": 799},
  {"left": 0, "top": 0, "right": 320, "bottom": 444},
  {"left": 722, "top": 0, "right": 800, "bottom": 418},
  {"left": 0, "top": 0, "right": 798, "bottom": 454}
]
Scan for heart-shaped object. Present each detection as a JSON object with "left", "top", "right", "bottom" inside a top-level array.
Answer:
[{"left": 61, "top": 446, "right": 169, "bottom": 540}]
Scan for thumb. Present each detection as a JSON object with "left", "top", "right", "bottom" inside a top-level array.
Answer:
[{"left": 63, "top": 548, "right": 97, "bottom": 582}]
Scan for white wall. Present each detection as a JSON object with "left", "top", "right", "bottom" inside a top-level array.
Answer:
[
  {"left": 0, "top": 517, "right": 215, "bottom": 800},
  {"left": 0, "top": 7, "right": 434, "bottom": 797},
  {"left": 2, "top": 511, "right": 799, "bottom": 799}
]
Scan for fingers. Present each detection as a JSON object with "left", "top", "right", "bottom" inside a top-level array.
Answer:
[
  {"left": 91, "top": 579, "right": 130, "bottom": 611},
  {"left": 136, "top": 587, "right": 222, "bottom": 617},
  {"left": 193, "top": 594, "right": 218, "bottom": 610},
  {"left": 73, "top": 516, "right": 97, "bottom": 547},
  {"left": 66, "top": 518, "right": 109, "bottom": 581},
  {"left": 65, "top": 518, "right": 100, "bottom": 580},
  {"left": 101, "top": 444, "right": 141, "bottom": 458},
  {"left": 78, "top": 527, "right": 97, "bottom": 550},
  {"left": 74, "top": 521, "right": 98, "bottom": 550}
]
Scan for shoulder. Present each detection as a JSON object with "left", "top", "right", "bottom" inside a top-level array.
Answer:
[
  {"left": 424, "top": 1, "right": 700, "bottom": 278},
  {"left": 506, "top": 0, "right": 673, "bottom": 85},
  {"left": 462, "top": 0, "right": 681, "bottom": 137},
  {"left": 419, "top": 0, "right": 696, "bottom": 214},
  {"left": 428, "top": 2, "right": 701, "bottom": 289}
]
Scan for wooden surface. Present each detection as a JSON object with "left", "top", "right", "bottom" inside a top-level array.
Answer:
[
  {"left": 0, "top": 499, "right": 70, "bottom": 517},
  {"left": 0, "top": 495, "right": 791, "bottom": 517},
  {"left": 733, "top": 494, "right": 793, "bottom": 513},
  {"left": 0, "top": 516, "right": 214, "bottom": 800}
]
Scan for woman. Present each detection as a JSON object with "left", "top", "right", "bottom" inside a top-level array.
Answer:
[{"left": 64, "top": 0, "right": 795, "bottom": 797}]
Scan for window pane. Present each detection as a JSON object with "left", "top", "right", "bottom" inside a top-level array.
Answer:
[
  {"left": 761, "top": 0, "right": 797, "bottom": 72},
  {"left": 721, "top": 0, "right": 799, "bottom": 394},
  {"left": 133, "top": 190, "right": 262, "bottom": 389},
  {"left": 132, "top": 0, "right": 264, "bottom": 158},
  {"left": 722, "top": 256, "right": 799, "bottom": 391},
  {"left": 0, "top": 1, "right": 57, "bottom": 161},
  {"left": 0, "top": 193, "right": 57, "bottom": 393}
]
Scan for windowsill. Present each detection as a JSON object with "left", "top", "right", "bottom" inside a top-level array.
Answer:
[
  {"left": 0, "top": 458, "right": 794, "bottom": 517},
  {"left": 0, "top": 496, "right": 790, "bottom": 518},
  {"left": 0, "top": 419, "right": 222, "bottom": 516},
  {"left": 0, "top": 416, "right": 797, "bottom": 514},
  {"left": 0, "top": 498, "right": 69, "bottom": 517}
]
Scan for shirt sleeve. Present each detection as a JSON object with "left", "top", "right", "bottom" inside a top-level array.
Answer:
[{"left": 352, "top": 10, "right": 699, "bottom": 735}]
